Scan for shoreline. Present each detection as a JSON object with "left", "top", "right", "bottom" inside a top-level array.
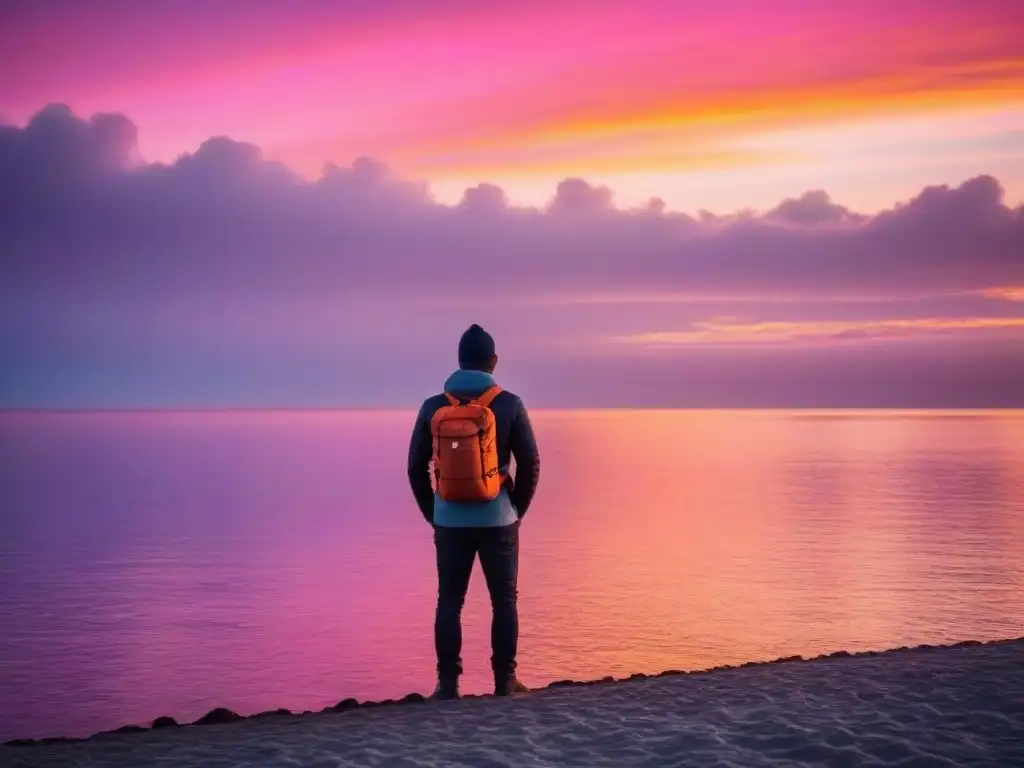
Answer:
[{"left": 4, "top": 636, "right": 1021, "bottom": 749}]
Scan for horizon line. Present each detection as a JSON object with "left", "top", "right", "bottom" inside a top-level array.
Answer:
[{"left": 2, "top": 406, "right": 1022, "bottom": 415}]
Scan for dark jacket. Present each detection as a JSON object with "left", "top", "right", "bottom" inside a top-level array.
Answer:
[{"left": 407, "top": 369, "right": 540, "bottom": 526}]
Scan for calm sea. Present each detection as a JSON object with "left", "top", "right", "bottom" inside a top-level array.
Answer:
[{"left": 1, "top": 410, "right": 1022, "bottom": 741}]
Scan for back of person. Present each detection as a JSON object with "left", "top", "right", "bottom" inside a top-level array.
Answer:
[{"left": 407, "top": 324, "right": 540, "bottom": 699}]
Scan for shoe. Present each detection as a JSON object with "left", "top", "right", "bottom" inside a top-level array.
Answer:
[
  {"left": 432, "top": 677, "right": 460, "bottom": 700},
  {"left": 494, "top": 674, "right": 529, "bottom": 697}
]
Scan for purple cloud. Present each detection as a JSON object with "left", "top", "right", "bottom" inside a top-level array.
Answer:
[
  {"left": 765, "top": 190, "right": 864, "bottom": 226},
  {"left": 1, "top": 104, "right": 1022, "bottom": 407}
]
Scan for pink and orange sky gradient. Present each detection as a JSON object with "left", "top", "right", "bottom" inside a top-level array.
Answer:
[
  {"left": 4, "top": 0, "right": 1022, "bottom": 212},
  {"left": 1, "top": 0, "right": 1023, "bottom": 407}
]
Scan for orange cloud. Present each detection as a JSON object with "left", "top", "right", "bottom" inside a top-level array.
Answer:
[
  {"left": 614, "top": 317, "right": 1024, "bottom": 347},
  {"left": 981, "top": 286, "right": 1024, "bottom": 302},
  {"left": 507, "top": 61, "right": 1021, "bottom": 148}
]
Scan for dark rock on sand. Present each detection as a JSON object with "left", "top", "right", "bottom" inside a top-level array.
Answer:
[
  {"left": 252, "top": 708, "right": 292, "bottom": 719},
  {"left": 92, "top": 725, "right": 148, "bottom": 739},
  {"left": 194, "top": 708, "right": 243, "bottom": 726},
  {"left": 334, "top": 698, "right": 360, "bottom": 711},
  {"left": 152, "top": 716, "right": 179, "bottom": 729},
  {"left": 401, "top": 693, "right": 426, "bottom": 704}
]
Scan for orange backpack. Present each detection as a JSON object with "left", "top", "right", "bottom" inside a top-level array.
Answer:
[{"left": 431, "top": 385, "right": 505, "bottom": 503}]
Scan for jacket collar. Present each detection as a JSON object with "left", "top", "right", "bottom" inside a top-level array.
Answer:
[{"left": 443, "top": 369, "right": 496, "bottom": 397}]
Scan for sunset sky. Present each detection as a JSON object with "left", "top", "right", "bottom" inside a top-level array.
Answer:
[{"left": 1, "top": 0, "right": 1023, "bottom": 407}]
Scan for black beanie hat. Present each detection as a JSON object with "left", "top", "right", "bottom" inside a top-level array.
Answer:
[{"left": 458, "top": 324, "right": 496, "bottom": 369}]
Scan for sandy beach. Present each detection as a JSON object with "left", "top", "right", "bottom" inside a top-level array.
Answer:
[{"left": 3, "top": 638, "right": 1022, "bottom": 768}]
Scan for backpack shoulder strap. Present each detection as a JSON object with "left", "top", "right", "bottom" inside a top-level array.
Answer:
[
  {"left": 472, "top": 385, "right": 502, "bottom": 408},
  {"left": 443, "top": 392, "right": 460, "bottom": 407}
]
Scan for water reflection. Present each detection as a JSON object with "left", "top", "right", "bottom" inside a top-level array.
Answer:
[{"left": 1, "top": 410, "right": 1022, "bottom": 740}]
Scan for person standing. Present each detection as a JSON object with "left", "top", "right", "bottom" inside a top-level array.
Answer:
[{"left": 407, "top": 324, "right": 541, "bottom": 698}]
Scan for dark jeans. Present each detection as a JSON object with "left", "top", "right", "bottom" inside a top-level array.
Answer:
[{"left": 434, "top": 522, "right": 520, "bottom": 679}]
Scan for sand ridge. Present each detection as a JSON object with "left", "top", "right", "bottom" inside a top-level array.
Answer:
[{"left": 3, "top": 638, "right": 1023, "bottom": 767}]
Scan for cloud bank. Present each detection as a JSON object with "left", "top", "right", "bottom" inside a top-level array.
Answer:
[{"left": 2, "top": 105, "right": 1023, "bottom": 407}]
